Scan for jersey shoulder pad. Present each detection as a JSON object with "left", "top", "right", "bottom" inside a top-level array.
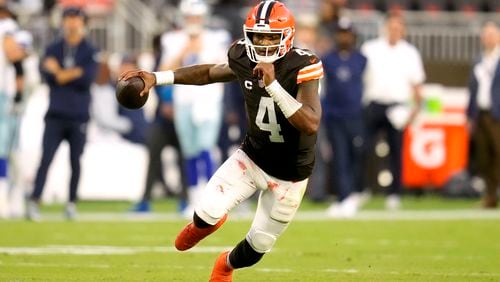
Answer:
[
  {"left": 228, "top": 39, "right": 247, "bottom": 61},
  {"left": 289, "top": 48, "right": 324, "bottom": 84}
]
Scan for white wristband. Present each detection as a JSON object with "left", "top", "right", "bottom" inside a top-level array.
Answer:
[
  {"left": 153, "top": 70, "right": 174, "bottom": 85},
  {"left": 265, "top": 80, "right": 302, "bottom": 118}
]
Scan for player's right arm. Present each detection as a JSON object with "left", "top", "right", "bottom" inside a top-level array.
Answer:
[
  {"left": 118, "top": 63, "right": 237, "bottom": 97},
  {"left": 3, "top": 34, "right": 28, "bottom": 103}
]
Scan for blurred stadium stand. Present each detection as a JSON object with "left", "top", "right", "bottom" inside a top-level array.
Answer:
[
  {"left": 385, "top": 0, "right": 413, "bottom": 12},
  {"left": 419, "top": 0, "right": 446, "bottom": 12},
  {"left": 14, "top": 0, "right": 159, "bottom": 56},
  {"left": 345, "top": 10, "right": 498, "bottom": 86},
  {"left": 4, "top": 1, "right": 494, "bottom": 81},
  {"left": 9, "top": 0, "right": 495, "bottom": 87},
  {"left": 348, "top": 0, "right": 376, "bottom": 11},
  {"left": 343, "top": 0, "right": 499, "bottom": 12}
]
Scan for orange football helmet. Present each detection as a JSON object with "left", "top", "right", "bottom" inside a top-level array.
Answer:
[{"left": 243, "top": 1, "right": 295, "bottom": 63}]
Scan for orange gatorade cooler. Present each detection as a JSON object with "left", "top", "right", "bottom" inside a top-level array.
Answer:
[{"left": 402, "top": 88, "right": 469, "bottom": 188}]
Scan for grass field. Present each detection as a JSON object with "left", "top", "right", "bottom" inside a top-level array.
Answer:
[{"left": 1, "top": 197, "right": 500, "bottom": 281}]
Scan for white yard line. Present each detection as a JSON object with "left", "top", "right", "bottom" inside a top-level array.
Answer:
[
  {"left": 2, "top": 261, "right": 498, "bottom": 279},
  {"left": 257, "top": 268, "right": 293, "bottom": 273},
  {"left": 13, "top": 210, "right": 500, "bottom": 222},
  {"left": 323, "top": 268, "right": 359, "bottom": 273},
  {"left": 0, "top": 261, "right": 111, "bottom": 269},
  {"left": 0, "top": 245, "right": 231, "bottom": 255},
  {"left": 296, "top": 210, "right": 500, "bottom": 221},
  {"left": 1, "top": 252, "right": 499, "bottom": 278},
  {"left": 322, "top": 268, "right": 500, "bottom": 278},
  {"left": 257, "top": 267, "right": 500, "bottom": 278}
]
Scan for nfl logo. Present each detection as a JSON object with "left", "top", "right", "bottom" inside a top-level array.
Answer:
[{"left": 258, "top": 79, "right": 265, "bottom": 88}]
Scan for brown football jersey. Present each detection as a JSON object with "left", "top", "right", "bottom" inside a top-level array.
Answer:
[{"left": 227, "top": 40, "right": 323, "bottom": 181}]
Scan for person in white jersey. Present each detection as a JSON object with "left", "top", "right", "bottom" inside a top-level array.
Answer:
[
  {"left": 158, "top": 0, "right": 230, "bottom": 215},
  {"left": 0, "top": 6, "right": 31, "bottom": 218}
]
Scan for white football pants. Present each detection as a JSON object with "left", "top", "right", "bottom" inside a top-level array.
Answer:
[{"left": 195, "top": 149, "right": 308, "bottom": 252}]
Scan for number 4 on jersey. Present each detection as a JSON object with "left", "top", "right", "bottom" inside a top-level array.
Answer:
[{"left": 255, "top": 97, "right": 284, "bottom": 143}]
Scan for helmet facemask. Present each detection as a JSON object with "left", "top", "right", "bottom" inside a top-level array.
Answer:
[{"left": 244, "top": 26, "right": 294, "bottom": 63}]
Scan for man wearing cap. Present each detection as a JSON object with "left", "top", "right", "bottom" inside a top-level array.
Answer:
[
  {"left": 27, "top": 7, "right": 99, "bottom": 221},
  {"left": 321, "top": 18, "right": 367, "bottom": 218}
]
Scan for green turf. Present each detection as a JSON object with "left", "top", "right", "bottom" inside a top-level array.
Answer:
[
  {"left": 1, "top": 217, "right": 499, "bottom": 281},
  {"left": 37, "top": 194, "right": 481, "bottom": 214},
  {"left": 0, "top": 195, "right": 492, "bottom": 281}
]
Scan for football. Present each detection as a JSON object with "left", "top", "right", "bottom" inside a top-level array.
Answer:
[{"left": 116, "top": 76, "right": 148, "bottom": 109}]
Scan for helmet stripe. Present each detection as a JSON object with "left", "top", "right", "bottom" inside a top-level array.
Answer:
[
  {"left": 257, "top": 0, "right": 276, "bottom": 25},
  {"left": 263, "top": 1, "right": 276, "bottom": 24},
  {"left": 256, "top": 2, "right": 265, "bottom": 24}
]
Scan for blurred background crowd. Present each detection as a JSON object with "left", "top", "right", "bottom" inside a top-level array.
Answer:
[{"left": 0, "top": 0, "right": 499, "bottom": 220}]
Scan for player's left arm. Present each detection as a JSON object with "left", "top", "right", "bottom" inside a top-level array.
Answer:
[
  {"left": 288, "top": 79, "right": 321, "bottom": 135},
  {"left": 4, "top": 35, "right": 28, "bottom": 103},
  {"left": 254, "top": 62, "right": 321, "bottom": 135}
]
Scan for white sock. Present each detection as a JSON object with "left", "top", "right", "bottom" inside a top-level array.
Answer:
[
  {"left": 187, "top": 186, "right": 200, "bottom": 207},
  {"left": 0, "top": 179, "right": 9, "bottom": 218}
]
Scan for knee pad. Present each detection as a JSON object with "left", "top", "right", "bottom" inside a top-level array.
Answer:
[
  {"left": 247, "top": 229, "right": 276, "bottom": 253},
  {"left": 270, "top": 187, "right": 304, "bottom": 223}
]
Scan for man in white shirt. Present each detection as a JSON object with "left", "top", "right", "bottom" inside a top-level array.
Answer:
[
  {"left": 467, "top": 21, "right": 500, "bottom": 209},
  {"left": 361, "top": 13, "right": 425, "bottom": 210}
]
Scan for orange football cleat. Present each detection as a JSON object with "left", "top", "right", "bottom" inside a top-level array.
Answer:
[
  {"left": 175, "top": 214, "right": 228, "bottom": 251},
  {"left": 209, "top": 251, "right": 233, "bottom": 282}
]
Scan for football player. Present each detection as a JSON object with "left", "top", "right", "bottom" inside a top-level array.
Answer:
[
  {"left": 159, "top": 0, "right": 231, "bottom": 216},
  {"left": 120, "top": 1, "right": 323, "bottom": 280},
  {"left": 0, "top": 6, "right": 32, "bottom": 219}
]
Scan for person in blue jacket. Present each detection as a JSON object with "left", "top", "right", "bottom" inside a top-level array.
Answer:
[
  {"left": 27, "top": 7, "right": 98, "bottom": 221},
  {"left": 321, "top": 18, "right": 367, "bottom": 217}
]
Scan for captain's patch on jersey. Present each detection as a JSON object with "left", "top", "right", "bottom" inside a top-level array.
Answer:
[{"left": 297, "top": 62, "right": 323, "bottom": 84}]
